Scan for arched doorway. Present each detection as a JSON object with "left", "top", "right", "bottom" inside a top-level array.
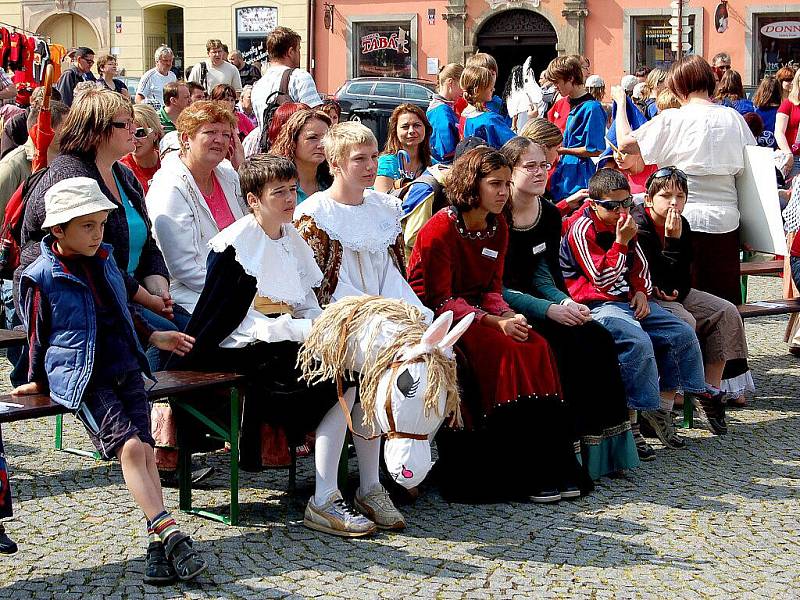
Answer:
[
  {"left": 38, "top": 13, "right": 100, "bottom": 51},
  {"left": 476, "top": 9, "right": 557, "bottom": 96},
  {"left": 142, "top": 5, "right": 184, "bottom": 78}
]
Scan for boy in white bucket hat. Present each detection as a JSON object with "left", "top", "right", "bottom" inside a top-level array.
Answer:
[{"left": 13, "top": 177, "right": 207, "bottom": 585}]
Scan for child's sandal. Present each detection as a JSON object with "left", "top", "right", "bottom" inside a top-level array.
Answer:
[
  {"left": 144, "top": 541, "right": 176, "bottom": 585},
  {"left": 163, "top": 532, "right": 207, "bottom": 581}
]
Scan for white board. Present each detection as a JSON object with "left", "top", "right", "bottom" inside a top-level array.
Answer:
[{"left": 736, "top": 145, "right": 788, "bottom": 255}]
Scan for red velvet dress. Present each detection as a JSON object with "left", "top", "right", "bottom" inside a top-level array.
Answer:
[{"left": 408, "top": 207, "right": 590, "bottom": 502}]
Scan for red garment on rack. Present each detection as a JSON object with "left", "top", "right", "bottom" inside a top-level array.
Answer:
[
  {"left": 12, "top": 36, "right": 36, "bottom": 86},
  {"left": 7, "top": 32, "right": 25, "bottom": 71},
  {"left": 0, "top": 28, "right": 10, "bottom": 71}
]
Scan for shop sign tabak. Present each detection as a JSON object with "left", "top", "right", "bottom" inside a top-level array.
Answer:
[{"left": 361, "top": 32, "right": 409, "bottom": 55}]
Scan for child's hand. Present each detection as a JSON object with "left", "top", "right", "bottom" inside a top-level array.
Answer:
[
  {"left": 12, "top": 381, "right": 43, "bottom": 396},
  {"left": 546, "top": 303, "right": 585, "bottom": 326},
  {"left": 665, "top": 207, "right": 682, "bottom": 239},
  {"left": 630, "top": 291, "right": 650, "bottom": 320},
  {"left": 610, "top": 86, "right": 627, "bottom": 105},
  {"left": 564, "top": 189, "right": 589, "bottom": 208},
  {"left": 615, "top": 212, "right": 637, "bottom": 245},
  {"left": 149, "top": 331, "right": 195, "bottom": 357}
]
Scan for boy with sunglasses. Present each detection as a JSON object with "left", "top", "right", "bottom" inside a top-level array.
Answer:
[
  {"left": 561, "top": 169, "right": 711, "bottom": 459},
  {"left": 632, "top": 166, "right": 740, "bottom": 435}
]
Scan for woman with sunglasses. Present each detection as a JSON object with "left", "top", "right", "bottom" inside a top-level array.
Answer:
[
  {"left": 120, "top": 104, "right": 163, "bottom": 194},
  {"left": 210, "top": 83, "right": 255, "bottom": 140},
  {"left": 16, "top": 88, "right": 175, "bottom": 369},
  {"left": 408, "top": 146, "right": 592, "bottom": 504},
  {"left": 500, "top": 137, "right": 639, "bottom": 479}
]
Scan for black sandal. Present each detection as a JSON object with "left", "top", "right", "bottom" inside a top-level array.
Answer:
[
  {"left": 163, "top": 532, "right": 207, "bottom": 581},
  {"left": 144, "top": 541, "right": 176, "bottom": 585}
]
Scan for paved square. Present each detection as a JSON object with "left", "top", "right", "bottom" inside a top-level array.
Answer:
[{"left": 1, "top": 278, "right": 799, "bottom": 599}]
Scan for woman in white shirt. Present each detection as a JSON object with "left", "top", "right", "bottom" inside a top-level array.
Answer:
[{"left": 614, "top": 55, "right": 756, "bottom": 306}]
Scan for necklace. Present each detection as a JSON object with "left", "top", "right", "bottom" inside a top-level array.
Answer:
[{"left": 452, "top": 208, "right": 497, "bottom": 239}]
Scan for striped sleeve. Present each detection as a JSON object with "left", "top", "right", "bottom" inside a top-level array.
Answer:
[
  {"left": 568, "top": 217, "right": 627, "bottom": 292},
  {"left": 632, "top": 241, "right": 653, "bottom": 297},
  {"left": 290, "top": 70, "right": 323, "bottom": 107}
]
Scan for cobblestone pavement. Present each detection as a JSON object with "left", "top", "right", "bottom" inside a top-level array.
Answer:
[{"left": 1, "top": 278, "right": 800, "bottom": 599}]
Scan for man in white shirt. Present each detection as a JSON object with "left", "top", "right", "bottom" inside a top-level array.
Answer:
[
  {"left": 136, "top": 45, "right": 177, "bottom": 110},
  {"left": 251, "top": 27, "right": 322, "bottom": 129},
  {"left": 188, "top": 39, "right": 243, "bottom": 95}
]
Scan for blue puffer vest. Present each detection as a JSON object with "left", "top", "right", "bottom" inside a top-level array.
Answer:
[{"left": 20, "top": 236, "right": 152, "bottom": 410}]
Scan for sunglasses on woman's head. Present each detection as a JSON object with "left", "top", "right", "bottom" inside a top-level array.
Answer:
[{"left": 592, "top": 196, "right": 634, "bottom": 211}]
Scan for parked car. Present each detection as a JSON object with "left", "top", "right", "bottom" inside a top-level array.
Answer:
[{"left": 333, "top": 77, "right": 437, "bottom": 148}]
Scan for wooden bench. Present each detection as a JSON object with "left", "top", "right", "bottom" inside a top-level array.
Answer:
[
  {"left": 740, "top": 259, "right": 784, "bottom": 277},
  {"left": 737, "top": 298, "right": 800, "bottom": 319},
  {"left": 0, "top": 370, "right": 246, "bottom": 526}
]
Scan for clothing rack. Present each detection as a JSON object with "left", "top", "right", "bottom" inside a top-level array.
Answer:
[{"left": 0, "top": 21, "right": 51, "bottom": 43}]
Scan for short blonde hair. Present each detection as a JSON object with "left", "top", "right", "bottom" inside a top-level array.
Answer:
[
  {"left": 59, "top": 87, "right": 132, "bottom": 156},
  {"left": 656, "top": 88, "right": 681, "bottom": 111},
  {"left": 322, "top": 122, "right": 377, "bottom": 166},
  {"left": 460, "top": 66, "right": 494, "bottom": 109},
  {"left": 438, "top": 63, "right": 464, "bottom": 87},
  {"left": 132, "top": 104, "right": 163, "bottom": 141},
  {"left": 519, "top": 118, "right": 563, "bottom": 148},
  {"left": 466, "top": 52, "right": 498, "bottom": 73},
  {"left": 175, "top": 100, "right": 237, "bottom": 138}
]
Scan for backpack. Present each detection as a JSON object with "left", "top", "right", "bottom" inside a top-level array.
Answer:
[
  {"left": 258, "top": 67, "right": 296, "bottom": 152},
  {"left": 0, "top": 167, "right": 48, "bottom": 279},
  {"left": 394, "top": 172, "right": 448, "bottom": 260}
]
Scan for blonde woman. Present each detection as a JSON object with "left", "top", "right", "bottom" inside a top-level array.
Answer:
[
  {"left": 642, "top": 67, "right": 666, "bottom": 119},
  {"left": 120, "top": 104, "right": 163, "bottom": 194},
  {"left": 427, "top": 62, "right": 464, "bottom": 163}
]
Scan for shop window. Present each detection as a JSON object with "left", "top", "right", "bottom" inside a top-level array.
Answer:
[
  {"left": 631, "top": 16, "right": 696, "bottom": 73},
  {"left": 353, "top": 21, "right": 413, "bottom": 78},
  {"left": 756, "top": 15, "right": 800, "bottom": 78},
  {"left": 235, "top": 6, "right": 277, "bottom": 64}
]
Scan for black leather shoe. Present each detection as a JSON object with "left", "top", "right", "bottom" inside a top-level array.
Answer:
[
  {"left": 0, "top": 528, "right": 17, "bottom": 554},
  {"left": 144, "top": 541, "right": 176, "bottom": 585}
]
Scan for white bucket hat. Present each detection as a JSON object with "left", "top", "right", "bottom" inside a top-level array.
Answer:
[{"left": 42, "top": 177, "right": 117, "bottom": 229}]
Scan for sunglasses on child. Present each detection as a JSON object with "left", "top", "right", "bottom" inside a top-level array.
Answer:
[
  {"left": 592, "top": 196, "right": 635, "bottom": 211},
  {"left": 645, "top": 166, "right": 688, "bottom": 188}
]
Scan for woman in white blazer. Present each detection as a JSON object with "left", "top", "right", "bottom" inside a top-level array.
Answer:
[{"left": 146, "top": 101, "right": 246, "bottom": 313}]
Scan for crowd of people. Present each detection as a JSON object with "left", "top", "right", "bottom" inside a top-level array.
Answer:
[{"left": 0, "top": 24, "right": 797, "bottom": 588}]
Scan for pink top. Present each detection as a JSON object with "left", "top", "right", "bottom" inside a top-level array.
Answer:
[
  {"left": 202, "top": 173, "right": 236, "bottom": 230},
  {"left": 778, "top": 99, "right": 800, "bottom": 151}
]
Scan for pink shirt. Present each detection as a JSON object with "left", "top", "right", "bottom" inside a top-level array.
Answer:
[{"left": 202, "top": 173, "right": 235, "bottom": 230}]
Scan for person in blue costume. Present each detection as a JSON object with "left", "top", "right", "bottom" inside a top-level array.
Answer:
[
  {"left": 459, "top": 65, "right": 516, "bottom": 149},
  {"left": 714, "top": 69, "right": 755, "bottom": 116},
  {"left": 545, "top": 56, "right": 606, "bottom": 201},
  {"left": 427, "top": 63, "right": 464, "bottom": 164},
  {"left": 374, "top": 103, "right": 432, "bottom": 193},
  {"left": 752, "top": 75, "right": 782, "bottom": 148},
  {"left": 465, "top": 52, "right": 510, "bottom": 124}
]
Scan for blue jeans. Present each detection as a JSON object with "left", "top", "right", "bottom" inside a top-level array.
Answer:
[
  {"left": 590, "top": 301, "right": 707, "bottom": 411},
  {"left": 140, "top": 306, "right": 192, "bottom": 370}
]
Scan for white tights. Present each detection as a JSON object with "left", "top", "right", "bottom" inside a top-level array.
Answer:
[{"left": 313, "top": 387, "right": 381, "bottom": 505}]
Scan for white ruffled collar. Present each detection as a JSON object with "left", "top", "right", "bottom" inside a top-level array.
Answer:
[
  {"left": 208, "top": 214, "right": 322, "bottom": 306},
  {"left": 295, "top": 189, "right": 402, "bottom": 253}
]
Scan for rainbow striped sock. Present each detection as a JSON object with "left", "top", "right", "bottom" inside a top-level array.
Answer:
[
  {"left": 150, "top": 511, "right": 179, "bottom": 543},
  {"left": 146, "top": 520, "right": 160, "bottom": 544}
]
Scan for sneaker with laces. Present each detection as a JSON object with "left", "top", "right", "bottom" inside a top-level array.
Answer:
[
  {"left": 304, "top": 491, "right": 376, "bottom": 537},
  {"left": 697, "top": 390, "right": 728, "bottom": 435},
  {"left": 631, "top": 423, "right": 656, "bottom": 461},
  {"left": 354, "top": 484, "right": 407, "bottom": 530},
  {"left": 641, "top": 409, "right": 685, "bottom": 449}
]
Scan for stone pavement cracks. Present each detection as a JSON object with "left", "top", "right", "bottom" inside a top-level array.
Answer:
[{"left": 1, "top": 278, "right": 799, "bottom": 598}]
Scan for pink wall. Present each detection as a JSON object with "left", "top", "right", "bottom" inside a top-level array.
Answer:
[{"left": 312, "top": 0, "right": 449, "bottom": 95}]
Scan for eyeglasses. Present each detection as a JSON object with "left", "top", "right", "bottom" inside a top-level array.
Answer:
[
  {"left": 110, "top": 120, "right": 133, "bottom": 130},
  {"left": 517, "top": 161, "right": 552, "bottom": 174},
  {"left": 79, "top": 57, "right": 95, "bottom": 64},
  {"left": 592, "top": 196, "right": 634, "bottom": 211},
  {"left": 714, "top": 64, "right": 731, "bottom": 72},
  {"left": 133, "top": 127, "right": 153, "bottom": 139},
  {"left": 645, "top": 166, "right": 688, "bottom": 188}
]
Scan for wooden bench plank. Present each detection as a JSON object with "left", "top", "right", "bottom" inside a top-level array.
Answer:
[
  {"left": 0, "top": 329, "right": 27, "bottom": 349},
  {"left": 738, "top": 299, "right": 800, "bottom": 319},
  {"left": 0, "top": 394, "right": 67, "bottom": 423},
  {"left": 740, "top": 259, "right": 784, "bottom": 277}
]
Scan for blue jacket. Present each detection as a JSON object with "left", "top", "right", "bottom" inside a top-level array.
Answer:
[
  {"left": 427, "top": 95, "right": 459, "bottom": 164},
  {"left": 20, "top": 237, "right": 152, "bottom": 410}
]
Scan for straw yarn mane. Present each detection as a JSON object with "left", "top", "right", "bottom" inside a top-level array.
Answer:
[{"left": 298, "top": 296, "right": 460, "bottom": 432}]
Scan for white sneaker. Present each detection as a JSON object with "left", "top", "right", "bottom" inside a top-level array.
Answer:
[
  {"left": 354, "top": 484, "right": 406, "bottom": 530},
  {"left": 304, "top": 491, "right": 377, "bottom": 538}
]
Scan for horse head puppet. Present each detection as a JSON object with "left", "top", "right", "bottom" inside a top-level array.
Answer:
[{"left": 298, "top": 296, "right": 473, "bottom": 488}]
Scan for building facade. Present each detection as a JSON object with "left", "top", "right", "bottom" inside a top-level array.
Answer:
[{"left": 0, "top": 1, "right": 798, "bottom": 93}]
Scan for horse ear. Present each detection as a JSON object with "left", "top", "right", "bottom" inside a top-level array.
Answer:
[
  {"left": 420, "top": 311, "right": 454, "bottom": 349},
  {"left": 437, "top": 312, "right": 475, "bottom": 350}
]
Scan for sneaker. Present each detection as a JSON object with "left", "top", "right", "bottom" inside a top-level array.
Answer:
[
  {"left": 697, "top": 390, "right": 728, "bottom": 435},
  {"left": 354, "top": 485, "right": 407, "bottom": 530},
  {"left": 0, "top": 526, "right": 17, "bottom": 555},
  {"left": 631, "top": 423, "right": 656, "bottom": 461},
  {"left": 144, "top": 541, "right": 176, "bottom": 585},
  {"left": 530, "top": 488, "right": 561, "bottom": 503},
  {"left": 559, "top": 485, "right": 581, "bottom": 500},
  {"left": 304, "top": 491, "right": 377, "bottom": 537},
  {"left": 641, "top": 409, "right": 685, "bottom": 449},
  {"left": 163, "top": 532, "right": 207, "bottom": 582}
]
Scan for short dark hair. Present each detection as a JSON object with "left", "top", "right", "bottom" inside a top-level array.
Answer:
[
  {"left": 446, "top": 147, "right": 511, "bottom": 211},
  {"left": 186, "top": 82, "right": 205, "bottom": 95},
  {"left": 162, "top": 81, "right": 186, "bottom": 106},
  {"left": 206, "top": 39, "right": 223, "bottom": 52},
  {"left": 666, "top": 55, "right": 716, "bottom": 99},
  {"left": 267, "top": 27, "right": 301, "bottom": 59},
  {"left": 589, "top": 168, "right": 630, "bottom": 199},
  {"left": 238, "top": 154, "right": 298, "bottom": 200},
  {"left": 743, "top": 112, "right": 764, "bottom": 140},
  {"left": 75, "top": 47, "right": 94, "bottom": 58},
  {"left": 645, "top": 167, "right": 689, "bottom": 198},
  {"left": 544, "top": 55, "right": 584, "bottom": 86}
]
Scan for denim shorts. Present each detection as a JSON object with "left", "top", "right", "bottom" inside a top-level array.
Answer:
[{"left": 78, "top": 370, "right": 155, "bottom": 460}]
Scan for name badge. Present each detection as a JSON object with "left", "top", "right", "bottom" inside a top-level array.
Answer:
[
  {"left": 532, "top": 242, "right": 547, "bottom": 256},
  {"left": 481, "top": 247, "right": 498, "bottom": 260}
]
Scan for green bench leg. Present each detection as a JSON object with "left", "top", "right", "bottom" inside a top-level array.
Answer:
[
  {"left": 682, "top": 396, "right": 694, "bottom": 429},
  {"left": 54, "top": 413, "right": 101, "bottom": 460},
  {"left": 228, "top": 387, "right": 239, "bottom": 526}
]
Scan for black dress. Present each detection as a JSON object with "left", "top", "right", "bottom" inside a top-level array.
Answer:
[{"left": 503, "top": 200, "right": 639, "bottom": 480}]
